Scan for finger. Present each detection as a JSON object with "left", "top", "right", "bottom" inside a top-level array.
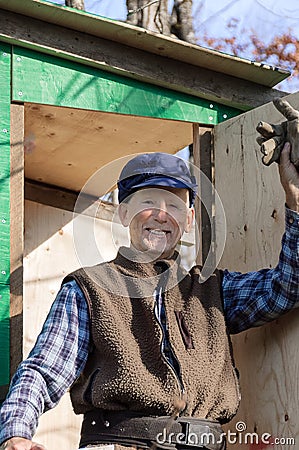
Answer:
[
  {"left": 256, "top": 121, "right": 285, "bottom": 138},
  {"left": 261, "top": 141, "right": 284, "bottom": 166},
  {"left": 260, "top": 136, "right": 283, "bottom": 156},
  {"left": 256, "top": 136, "right": 267, "bottom": 146},
  {"left": 256, "top": 121, "right": 276, "bottom": 138},
  {"left": 262, "top": 147, "right": 282, "bottom": 166},
  {"left": 30, "top": 442, "right": 46, "bottom": 450},
  {"left": 273, "top": 97, "right": 299, "bottom": 121}
]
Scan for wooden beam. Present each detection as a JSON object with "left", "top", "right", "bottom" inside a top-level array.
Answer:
[
  {"left": 0, "top": 0, "right": 290, "bottom": 87},
  {"left": 193, "top": 125, "right": 215, "bottom": 268},
  {"left": 0, "top": 9, "right": 287, "bottom": 111},
  {"left": 200, "top": 128, "right": 214, "bottom": 268},
  {"left": 192, "top": 124, "right": 201, "bottom": 265},
  {"left": 10, "top": 104, "right": 24, "bottom": 376},
  {"left": 25, "top": 180, "right": 117, "bottom": 222}
]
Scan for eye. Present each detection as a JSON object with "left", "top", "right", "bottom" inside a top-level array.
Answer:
[
  {"left": 142, "top": 199, "right": 154, "bottom": 205},
  {"left": 168, "top": 202, "right": 182, "bottom": 210}
]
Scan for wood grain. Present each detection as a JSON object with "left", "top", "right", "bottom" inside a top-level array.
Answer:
[
  {"left": 24, "top": 104, "right": 192, "bottom": 196},
  {"left": 23, "top": 200, "right": 129, "bottom": 449},
  {"left": 10, "top": 104, "right": 24, "bottom": 376},
  {"left": 0, "top": 8, "right": 286, "bottom": 111},
  {"left": 215, "top": 92, "right": 299, "bottom": 449}
]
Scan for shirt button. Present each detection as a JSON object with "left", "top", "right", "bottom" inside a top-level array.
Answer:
[{"left": 288, "top": 217, "right": 294, "bottom": 224}]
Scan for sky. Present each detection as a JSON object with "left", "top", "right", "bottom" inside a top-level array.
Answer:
[{"left": 52, "top": 0, "right": 299, "bottom": 91}]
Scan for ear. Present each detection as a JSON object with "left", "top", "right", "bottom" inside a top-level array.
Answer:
[
  {"left": 184, "top": 207, "right": 195, "bottom": 233},
  {"left": 118, "top": 202, "right": 130, "bottom": 227}
]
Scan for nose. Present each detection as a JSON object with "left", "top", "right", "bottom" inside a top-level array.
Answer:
[{"left": 152, "top": 201, "right": 168, "bottom": 222}]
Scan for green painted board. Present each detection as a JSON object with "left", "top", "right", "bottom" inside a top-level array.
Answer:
[
  {"left": 12, "top": 46, "right": 240, "bottom": 123},
  {"left": 0, "top": 44, "right": 11, "bottom": 285},
  {"left": 0, "top": 43, "right": 11, "bottom": 387}
]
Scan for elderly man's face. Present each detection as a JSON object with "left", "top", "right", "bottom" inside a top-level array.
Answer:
[{"left": 118, "top": 186, "right": 194, "bottom": 260}]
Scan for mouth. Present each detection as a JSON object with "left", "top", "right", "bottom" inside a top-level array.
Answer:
[{"left": 145, "top": 228, "right": 171, "bottom": 236}]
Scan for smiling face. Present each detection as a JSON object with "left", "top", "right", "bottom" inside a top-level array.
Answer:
[{"left": 118, "top": 186, "right": 194, "bottom": 260}]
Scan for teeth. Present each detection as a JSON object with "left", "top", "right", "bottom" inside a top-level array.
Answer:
[
  {"left": 148, "top": 229, "right": 167, "bottom": 235},
  {"left": 150, "top": 230, "right": 165, "bottom": 235}
]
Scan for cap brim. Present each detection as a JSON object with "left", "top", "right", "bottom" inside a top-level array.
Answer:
[{"left": 132, "top": 176, "right": 191, "bottom": 191}]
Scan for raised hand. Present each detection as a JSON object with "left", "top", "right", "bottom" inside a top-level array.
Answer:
[{"left": 256, "top": 98, "right": 299, "bottom": 168}]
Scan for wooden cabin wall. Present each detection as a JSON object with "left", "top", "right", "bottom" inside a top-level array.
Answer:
[
  {"left": 23, "top": 199, "right": 129, "bottom": 450},
  {"left": 214, "top": 93, "right": 299, "bottom": 449}
]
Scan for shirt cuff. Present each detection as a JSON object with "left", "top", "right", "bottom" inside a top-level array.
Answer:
[
  {"left": 0, "top": 421, "right": 32, "bottom": 446},
  {"left": 285, "top": 205, "right": 299, "bottom": 234}
]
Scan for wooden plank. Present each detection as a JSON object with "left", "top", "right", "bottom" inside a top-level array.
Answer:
[
  {"left": 200, "top": 128, "right": 214, "bottom": 268},
  {"left": 0, "top": 8, "right": 288, "bottom": 110},
  {"left": 214, "top": 92, "right": 299, "bottom": 448},
  {"left": 11, "top": 45, "right": 240, "bottom": 123},
  {"left": 0, "top": 42, "right": 11, "bottom": 388},
  {"left": 23, "top": 104, "right": 193, "bottom": 195},
  {"left": 10, "top": 104, "right": 24, "bottom": 376},
  {"left": 25, "top": 179, "right": 117, "bottom": 222},
  {"left": 24, "top": 201, "right": 83, "bottom": 450},
  {"left": 0, "top": 0, "right": 289, "bottom": 88},
  {"left": 192, "top": 123, "right": 201, "bottom": 265},
  {"left": 23, "top": 200, "right": 130, "bottom": 449},
  {"left": 193, "top": 125, "right": 214, "bottom": 267}
]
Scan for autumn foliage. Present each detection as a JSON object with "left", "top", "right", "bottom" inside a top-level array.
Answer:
[{"left": 199, "top": 19, "right": 299, "bottom": 90}]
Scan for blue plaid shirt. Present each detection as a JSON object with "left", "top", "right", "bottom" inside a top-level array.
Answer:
[{"left": 0, "top": 207, "right": 298, "bottom": 444}]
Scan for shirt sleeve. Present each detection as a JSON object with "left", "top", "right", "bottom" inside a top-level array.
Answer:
[
  {"left": 0, "top": 280, "right": 90, "bottom": 445},
  {"left": 223, "top": 207, "right": 299, "bottom": 334}
]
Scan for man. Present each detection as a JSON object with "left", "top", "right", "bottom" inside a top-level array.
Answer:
[{"left": 0, "top": 143, "right": 299, "bottom": 450}]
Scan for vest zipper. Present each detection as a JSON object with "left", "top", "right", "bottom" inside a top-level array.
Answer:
[{"left": 153, "top": 288, "right": 185, "bottom": 396}]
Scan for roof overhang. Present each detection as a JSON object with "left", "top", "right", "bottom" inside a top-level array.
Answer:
[{"left": 0, "top": 0, "right": 290, "bottom": 89}]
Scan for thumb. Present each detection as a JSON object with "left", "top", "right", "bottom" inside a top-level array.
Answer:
[{"left": 273, "top": 98, "right": 299, "bottom": 120}]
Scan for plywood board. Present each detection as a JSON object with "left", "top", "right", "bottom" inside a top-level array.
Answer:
[
  {"left": 214, "top": 92, "right": 299, "bottom": 449},
  {"left": 24, "top": 104, "right": 193, "bottom": 195},
  {"left": 24, "top": 200, "right": 129, "bottom": 449},
  {"left": 10, "top": 104, "right": 24, "bottom": 377}
]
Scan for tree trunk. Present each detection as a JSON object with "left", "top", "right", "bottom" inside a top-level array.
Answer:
[
  {"left": 126, "top": 0, "right": 171, "bottom": 35},
  {"left": 171, "top": 0, "right": 195, "bottom": 43},
  {"left": 65, "top": 0, "right": 85, "bottom": 10}
]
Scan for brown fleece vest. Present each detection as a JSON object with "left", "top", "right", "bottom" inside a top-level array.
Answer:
[{"left": 65, "top": 248, "right": 240, "bottom": 424}]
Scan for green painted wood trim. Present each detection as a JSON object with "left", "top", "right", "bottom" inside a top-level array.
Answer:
[
  {"left": 0, "top": 42, "right": 11, "bottom": 386},
  {"left": 11, "top": 46, "right": 240, "bottom": 123}
]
